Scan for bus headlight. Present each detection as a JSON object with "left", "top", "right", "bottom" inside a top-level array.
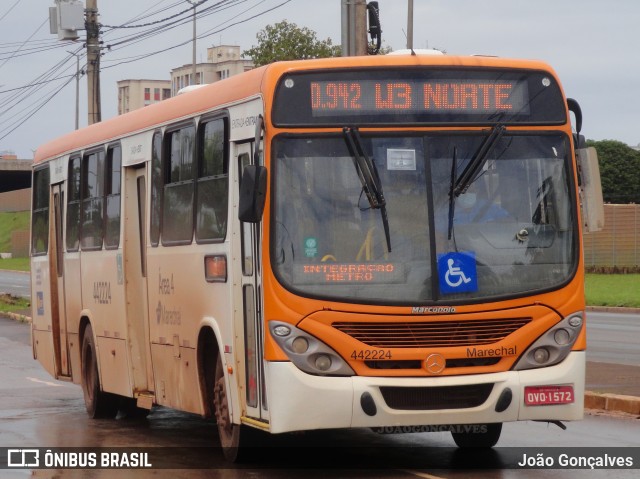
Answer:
[
  {"left": 554, "top": 328, "right": 571, "bottom": 345},
  {"left": 292, "top": 336, "right": 309, "bottom": 354},
  {"left": 269, "top": 321, "right": 355, "bottom": 376},
  {"left": 315, "top": 355, "right": 332, "bottom": 371},
  {"left": 514, "top": 312, "right": 584, "bottom": 371},
  {"left": 533, "top": 347, "right": 550, "bottom": 364}
]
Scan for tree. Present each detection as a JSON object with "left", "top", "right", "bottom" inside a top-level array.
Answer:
[
  {"left": 243, "top": 20, "right": 340, "bottom": 66},
  {"left": 587, "top": 139, "right": 640, "bottom": 204}
]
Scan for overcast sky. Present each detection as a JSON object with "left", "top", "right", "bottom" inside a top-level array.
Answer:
[{"left": 1, "top": 0, "right": 638, "bottom": 158}]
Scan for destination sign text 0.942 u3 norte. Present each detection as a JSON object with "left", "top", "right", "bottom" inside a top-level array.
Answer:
[{"left": 309, "top": 80, "right": 530, "bottom": 116}]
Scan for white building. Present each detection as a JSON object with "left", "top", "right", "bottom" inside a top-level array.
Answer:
[
  {"left": 117, "top": 79, "right": 171, "bottom": 115},
  {"left": 170, "top": 45, "right": 254, "bottom": 96},
  {"left": 117, "top": 45, "right": 254, "bottom": 113}
]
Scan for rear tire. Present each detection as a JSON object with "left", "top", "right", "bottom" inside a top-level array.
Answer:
[
  {"left": 81, "top": 324, "right": 118, "bottom": 419},
  {"left": 451, "top": 423, "right": 502, "bottom": 448}
]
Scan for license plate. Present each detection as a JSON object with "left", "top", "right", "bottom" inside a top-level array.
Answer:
[{"left": 524, "top": 385, "right": 574, "bottom": 406}]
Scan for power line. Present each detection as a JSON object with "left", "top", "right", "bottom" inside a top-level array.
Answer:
[
  {"left": 103, "top": 0, "right": 246, "bottom": 51},
  {"left": 0, "top": 51, "right": 82, "bottom": 116},
  {"left": 0, "top": 0, "right": 22, "bottom": 24},
  {"left": 102, "top": 0, "right": 290, "bottom": 70},
  {"left": 0, "top": 0, "right": 294, "bottom": 150},
  {"left": 0, "top": 17, "right": 48, "bottom": 71},
  {"left": 0, "top": 71, "right": 80, "bottom": 94},
  {"left": 100, "top": 0, "right": 209, "bottom": 29},
  {"left": 0, "top": 73, "right": 77, "bottom": 142}
]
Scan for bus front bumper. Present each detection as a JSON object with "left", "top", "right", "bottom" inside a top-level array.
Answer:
[{"left": 264, "top": 351, "right": 585, "bottom": 434}]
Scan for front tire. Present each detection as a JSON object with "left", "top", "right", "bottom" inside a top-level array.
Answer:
[
  {"left": 451, "top": 423, "right": 502, "bottom": 448},
  {"left": 81, "top": 324, "right": 118, "bottom": 419},
  {"left": 213, "top": 354, "right": 260, "bottom": 462}
]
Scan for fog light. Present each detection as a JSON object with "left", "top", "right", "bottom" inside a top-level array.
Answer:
[
  {"left": 315, "top": 355, "right": 332, "bottom": 371},
  {"left": 292, "top": 337, "right": 309, "bottom": 354},
  {"left": 273, "top": 325, "right": 291, "bottom": 337},
  {"left": 554, "top": 328, "right": 571, "bottom": 345},
  {"left": 533, "top": 348, "right": 550, "bottom": 364}
]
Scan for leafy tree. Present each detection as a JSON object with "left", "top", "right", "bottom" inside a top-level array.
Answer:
[
  {"left": 243, "top": 20, "right": 341, "bottom": 66},
  {"left": 587, "top": 139, "right": 640, "bottom": 204}
]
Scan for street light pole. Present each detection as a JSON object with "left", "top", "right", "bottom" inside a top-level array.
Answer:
[
  {"left": 407, "top": 0, "right": 414, "bottom": 50},
  {"left": 186, "top": 0, "right": 197, "bottom": 85},
  {"left": 67, "top": 50, "right": 83, "bottom": 130}
]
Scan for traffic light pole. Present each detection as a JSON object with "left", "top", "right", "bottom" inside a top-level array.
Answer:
[{"left": 341, "top": 0, "right": 367, "bottom": 56}]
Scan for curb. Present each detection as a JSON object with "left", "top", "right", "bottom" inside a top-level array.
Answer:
[
  {"left": 585, "top": 391, "right": 640, "bottom": 416},
  {"left": 2, "top": 311, "right": 31, "bottom": 323},
  {"left": 586, "top": 306, "right": 640, "bottom": 315}
]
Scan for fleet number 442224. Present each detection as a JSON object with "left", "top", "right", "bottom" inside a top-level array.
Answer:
[{"left": 350, "top": 349, "right": 392, "bottom": 360}]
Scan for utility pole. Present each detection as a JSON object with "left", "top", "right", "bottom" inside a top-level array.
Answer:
[
  {"left": 407, "top": 0, "right": 414, "bottom": 50},
  {"left": 341, "top": 0, "right": 367, "bottom": 56},
  {"left": 86, "top": 0, "right": 101, "bottom": 125}
]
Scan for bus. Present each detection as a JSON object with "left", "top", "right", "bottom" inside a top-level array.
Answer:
[{"left": 30, "top": 52, "right": 603, "bottom": 460}]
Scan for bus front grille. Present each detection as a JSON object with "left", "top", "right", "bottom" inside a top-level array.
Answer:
[
  {"left": 379, "top": 384, "right": 494, "bottom": 410},
  {"left": 333, "top": 318, "right": 530, "bottom": 348}
]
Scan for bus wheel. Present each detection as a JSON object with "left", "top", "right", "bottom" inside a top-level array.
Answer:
[
  {"left": 213, "top": 354, "right": 243, "bottom": 462},
  {"left": 451, "top": 423, "right": 502, "bottom": 448},
  {"left": 81, "top": 324, "right": 118, "bottom": 419}
]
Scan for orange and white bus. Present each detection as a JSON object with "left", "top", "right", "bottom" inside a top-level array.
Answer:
[{"left": 30, "top": 52, "right": 603, "bottom": 459}]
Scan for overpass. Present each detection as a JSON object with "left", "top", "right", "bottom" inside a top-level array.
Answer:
[{"left": 0, "top": 158, "right": 32, "bottom": 193}]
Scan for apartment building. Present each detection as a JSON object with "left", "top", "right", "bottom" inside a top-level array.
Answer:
[
  {"left": 117, "top": 79, "right": 172, "bottom": 115},
  {"left": 171, "top": 45, "right": 254, "bottom": 96},
  {"left": 117, "top": 45, "right": 254, "bottom": 113}
]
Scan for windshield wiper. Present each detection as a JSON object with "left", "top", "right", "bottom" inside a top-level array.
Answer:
[
  {"left": 343, "top": 127, "right": 391, "bottom": 253},
  {"left": 447, "top": 146, "right": 458, "bottom": 240},
  {"left": 453, "top": 124, "right": 505, "bottom": 197}
]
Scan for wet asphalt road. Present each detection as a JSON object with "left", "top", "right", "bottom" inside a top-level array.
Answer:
[{"left": 1, "top": 316, "right": 639, "bottom": 478}]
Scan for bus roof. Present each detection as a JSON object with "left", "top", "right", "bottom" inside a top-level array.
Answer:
[
  {"left": 33, "top": 54, "right": 559, "bottom": 165},
  {"left": 33, "top": 64, "right": 269, "bottom": 165}
]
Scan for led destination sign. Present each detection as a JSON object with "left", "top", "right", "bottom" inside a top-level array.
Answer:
[
  {"left": 273, "top": 68, "right": 566, "bottom": 126},
  {"left": 310, "top": 80, "right": 528, "bottom": 116},
  {"left": 293, "top": 263, "right": 405, "bottom": 285}
]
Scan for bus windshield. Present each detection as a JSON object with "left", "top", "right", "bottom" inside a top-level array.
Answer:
[{"left": 272, "top": 132, "right": 576, "bottom": 304}]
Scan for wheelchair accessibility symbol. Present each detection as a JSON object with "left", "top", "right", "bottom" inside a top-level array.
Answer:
[{"left": 437, "top": 252, "right": 478, "bottom": 294}]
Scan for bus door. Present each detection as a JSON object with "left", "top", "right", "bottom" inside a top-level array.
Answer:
[
  {"left": 50, "top": 183, "right": 71, "bottom": 378},
  {"left": 237, "top": 142, "right": 269, "bottom": 422},
  {"left": 122, "top": 165, "right": 154, "bottom": 396}
]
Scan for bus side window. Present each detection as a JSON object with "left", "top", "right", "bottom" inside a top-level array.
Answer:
[
  {"left": 66, "top": 156, "right": 81, "bottom": 252},
  {"left": 80, "top": 150, "right": 105, "bottom": 250},
  {"left": 105, "top": 145, "right": 122, "bottom": 249},
  {"left": 31, "top": 166, "right": 50, "bottom": 255},
  {"left": 196, "top": 117, "right": 228, "bottom": 242},
  {"left": 162, "top": 124, "right": 195, "bottom": 245},
  {"left": 150, "top": 132, "right": 162, "bottom": 246}
]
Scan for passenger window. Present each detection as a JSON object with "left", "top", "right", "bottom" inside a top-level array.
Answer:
[
  {"left": 66, "top": 156, "right": 81, "bottom": 251},
  {"left": 105, "top": 145, "right": 122, "bottom": 248},
  {"left": 80, "top": 150, "right": 105, "bottom": 250},
  {"left": 196, "top": 118, "right": 228, "bottom": 242},
  {"left": 162, "top": 125, "right": 195, "bottom": 244},
  {"left": 31, "top": 167, "right": 50, "bottom": 256},
  {"left": 150, "top": 132, "right": 162, "bottom": 246}
]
